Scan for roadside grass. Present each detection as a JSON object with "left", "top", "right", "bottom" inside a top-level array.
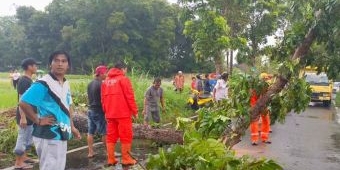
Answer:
[
  {"left": 0, "top": 81, "right": 17, "bottom": 111},
  {"left": 335, "top": 92, "right": 340, "bottom": 107}
]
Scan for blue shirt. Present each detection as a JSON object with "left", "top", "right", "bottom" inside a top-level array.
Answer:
[
  {"left": 21, "top": 73, "right": 73, "bottom": 140},
  {"left": 209, "top": 79, "right": 217, "bottom": 91}
]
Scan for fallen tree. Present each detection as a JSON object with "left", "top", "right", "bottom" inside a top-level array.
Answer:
[{"left": 73, "top": 114, "right": 183, "bottom": 144}]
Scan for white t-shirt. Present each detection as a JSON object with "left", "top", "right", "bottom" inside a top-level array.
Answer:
[
  {"left": 12, "top": 72, "right": 21, "bottom": 80},
  {"left": 214, "top": 79, "right": 228, "bottom": 101}
]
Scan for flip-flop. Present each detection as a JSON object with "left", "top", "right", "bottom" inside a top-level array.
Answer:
[
  {"left": 24, "top": 159, "right": 37, "bottom": 164},
  {"left": 14, "top": 163, "right": 33, "bottom": 169}
]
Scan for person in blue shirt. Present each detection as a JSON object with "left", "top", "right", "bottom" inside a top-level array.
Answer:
[{"left": 19, "top": 51, "right": 81, "bottom": 170}]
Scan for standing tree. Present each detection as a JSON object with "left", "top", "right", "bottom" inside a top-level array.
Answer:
[{"left": 183, "top": 10, "right": 230, "bottom": 73}]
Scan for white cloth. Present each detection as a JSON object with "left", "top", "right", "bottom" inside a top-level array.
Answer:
[
  {"left": 12, "top": 72, "right": 21, "bottom": 80},
  {"left": 40, "top": 74, "right": 73, "bottom": 109},
  {"left": 214, "top": 79, "right": 228, "bottom": 101}
]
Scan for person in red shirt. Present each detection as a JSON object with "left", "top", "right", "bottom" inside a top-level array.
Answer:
[
  {"left": 191, "top": 76, "right": 197, "bottom": 91},
  {"left": 101, "top": 61, "right": 138, "bottom": 166}
]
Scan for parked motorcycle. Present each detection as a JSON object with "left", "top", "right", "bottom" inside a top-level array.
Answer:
[{"left": 187, "top": 90, "right": 213, "bottom": 110}]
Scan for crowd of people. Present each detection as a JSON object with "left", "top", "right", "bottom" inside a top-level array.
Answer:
[{"left": 11, "top": 51, "right": 272, "bottom": 169}]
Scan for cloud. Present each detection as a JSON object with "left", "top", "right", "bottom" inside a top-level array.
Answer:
[{"left": 0, "top": 0, "right": 52, "bottom": 16}]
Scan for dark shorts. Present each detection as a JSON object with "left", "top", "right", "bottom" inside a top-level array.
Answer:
[{"left": 87, "top": 109, "right": 106, "bottom": 135}]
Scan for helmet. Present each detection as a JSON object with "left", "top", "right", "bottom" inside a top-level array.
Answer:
[{"left": 259, "top": 73, "right": 268, "bottom": 79}]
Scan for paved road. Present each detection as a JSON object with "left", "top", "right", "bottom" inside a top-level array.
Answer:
[{"left": 233, "top": 103, "right": 340, "bottom": 170}]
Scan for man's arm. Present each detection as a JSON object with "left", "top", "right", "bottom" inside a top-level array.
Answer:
[
  {"left": 19, "top": 102, "right": 55, "bottom": 126},
  {"left": 121, "top": 78, "right": 138, "bottom": 115},
  {"left": 160, "top": 96, "right": 165, "bottom": 113},
  {"left": 69, "top": 105, "right": 81, "bottom": 139},
  {"left": 19, "top": 107, "right": 27, "bottom": 128},
  {"left": 160, "top": 89, "right": 165, "bottom": 113},
  {"left": 142, "top": 97, "right": 148, "bottom": 116},
  {"left": 213, "top": 88, "right": 217, "bottom": 101}
]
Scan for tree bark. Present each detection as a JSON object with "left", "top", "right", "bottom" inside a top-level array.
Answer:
[
  {"left": 229, "top": 50, "right": 234, "bottom": 75},
  {"left": 250, "top": 27, "right": 316, "bottom": 122},
  {"left": 72, "top": 114, "right": 183, "bottom": 144},
  {"left": 222, "top": 27, "right": 317, "bottom": 148},
  {"left": 214, "top": 52, "right": 224, "bottom": 74}
]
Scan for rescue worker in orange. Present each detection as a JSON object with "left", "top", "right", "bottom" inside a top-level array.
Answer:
[
  {"left": 174, "top": 71, "right": 185, "bottom": 93},
  {"left": 250, "top": 73, "right": 272, "bottom": 145},
  {"left": 101, "top": 61, "right": 138, "bottom": 166}
]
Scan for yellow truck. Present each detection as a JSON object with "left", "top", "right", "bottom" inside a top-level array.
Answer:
[{"left": 301, "top": 66, "right": 333, "bottom": 107}]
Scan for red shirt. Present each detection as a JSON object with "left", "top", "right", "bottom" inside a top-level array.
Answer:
[{"left": 191, "top": 81, "right": 196, "bottom": 90}]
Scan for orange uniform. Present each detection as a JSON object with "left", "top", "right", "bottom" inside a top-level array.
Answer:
[
  {"left": 174, "top": 71, "right": 185, "bottom": 92},
  {"left": 101, "top": 66, "right": 138, "bottom": 166},
  {"left": 250, "top": 90, "right": 271, "bottom": 145}
]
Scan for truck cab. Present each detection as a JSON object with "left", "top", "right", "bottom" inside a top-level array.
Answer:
[{"left": 301, "top": 67, "right": 333, "bottom": 107}]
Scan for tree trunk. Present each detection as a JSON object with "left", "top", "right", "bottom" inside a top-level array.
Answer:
[
  {"left": 214, "top": 52, "right": 224, "bottom": 74},
  {"left": 229, "top": 50, "right": 233, "bottom": 75},
  {"left": 226, "top": 51, "right": 229, "bottom": 73},
  {"left": 222, "top": 27, "right": 317, "bottom": 148},
  {"left": 251, "top": 27, "right": 316, "bottom": 122},
  {"left": 72, "top": 114, "right": 183, "bottom": 144}
]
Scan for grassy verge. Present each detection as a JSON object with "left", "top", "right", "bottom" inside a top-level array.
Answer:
[
  {"left": 335, "top": 92, "right": 340, "bottom": 107},
  {"left": 0, "top": 81, "right": 17, "bottom": 111}
]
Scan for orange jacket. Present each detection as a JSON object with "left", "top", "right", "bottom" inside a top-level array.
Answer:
[
  {"left": 101, "top": 68, "right": 138, "bottom": 118},
  {"left": 174, "top": 75, "right": 184, "bottom": 88}
]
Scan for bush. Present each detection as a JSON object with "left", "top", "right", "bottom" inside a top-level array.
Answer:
[{"left": 0, "top": 117, "right": 17, "bottom": 153}]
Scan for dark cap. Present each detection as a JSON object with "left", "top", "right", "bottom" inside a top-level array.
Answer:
[
  {"left": 114, "top": 61, "right": 127, "bottom": 69},
  {"left": 21, "top": 58, "right": 37, "bottom": 70}
]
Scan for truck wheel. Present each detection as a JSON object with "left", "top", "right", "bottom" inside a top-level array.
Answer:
[{"left": 323, "top": 100, "right": 331, "bottom": 107}]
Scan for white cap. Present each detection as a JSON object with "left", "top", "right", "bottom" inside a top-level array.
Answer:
[{"left": 178, "top": 71, "right": 183, "bottom": 74}]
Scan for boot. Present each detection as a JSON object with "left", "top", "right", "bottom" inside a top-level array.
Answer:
[
  {"left": 121, "top": 143, "right": 137, "bottom": 165},
  {"left": 106, "top": 143, "right": 118, "bottom": 165}
]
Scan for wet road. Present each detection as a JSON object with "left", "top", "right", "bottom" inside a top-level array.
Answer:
[{"left": 233, "top": 103, "right": 340, "bottom": 170}]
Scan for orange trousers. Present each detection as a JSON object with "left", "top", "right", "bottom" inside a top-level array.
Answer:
[
  {"left": 250, "top": 113, "right": 270, "bottom": 142},
  {"left": 106, "top": 118, "right": 133, "bottom": 144}
]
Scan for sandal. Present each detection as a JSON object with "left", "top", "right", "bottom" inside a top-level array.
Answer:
[
  {"left": 24, "top": 159, "right": 37, "bottom": 164},
  {"left": 14, "top": 163, "right": 33, "bottom": 169}
]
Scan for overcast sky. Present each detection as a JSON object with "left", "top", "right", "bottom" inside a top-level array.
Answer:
[
  {"left": 0, "top": 0, "right": 177, "bottom": 16},
  {"left": 0, "top": 0, "right": 52, "bottom": 16}
]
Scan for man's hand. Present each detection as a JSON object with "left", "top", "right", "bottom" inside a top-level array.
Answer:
[
  {"left": 19, "top": 118, "right": 27, "bottom": 128},
  {"left": 162, "top": 107, "right": 166, "bottom": 114},
  {"left": 39, "top": 116, "right": 55, "bottom": 126},
  {"left": 142, "top": 109, "right": 146, "bottom": 115},
  {"left": 71, "top": 126, "right": 81, "bottom": 140},
  {"left": 133, "top": 112, "right": 138, "bottom": 120}
]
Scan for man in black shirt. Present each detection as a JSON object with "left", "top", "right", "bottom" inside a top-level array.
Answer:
[
  {"left": 87, "top": 65, "right": 108, "bottom": 158},
  {"left": 13, "top": 58, "right": 38, "bottom": 169}
]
